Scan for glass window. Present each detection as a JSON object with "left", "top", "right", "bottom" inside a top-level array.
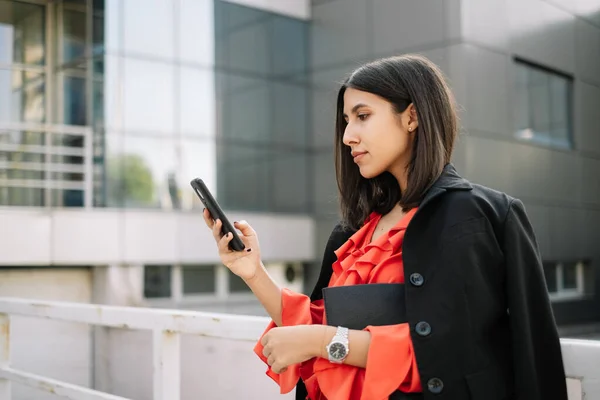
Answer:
[
  {"left": 214, "top": 143, "right": 310, "bottom": 213},
  {"left": 60, "top": 7, "right": 86, "bottom": 63},
  {"left": 100, "top": 55, "right": 121, "bottom": 131},
  {"left": 214, "top": 1, "right": 308, "bottom": 77},
  {"left": 0, "top": 1, "right": 46, "bottom": 66},
  {"left": 218, "top": 73, "right": 270, "bottom": 143},
  {"left": 62, "top": 74, "right": 87, "bottom": 126},
  {"left": 123, "top": 58, "right": 174, "bottom": 134},
  {"left": 121, "top": 135, "right": 178, "bottom": 209},
  {"left": 179, "top": 67, "right": 216, "bottom": 137},
  {"left": 93, "top": 0, "right": 121, "bottom": 53},
  {"left": 271, "top": 16, "right": 308, "bottom": 78},
  {"left": 144, "top": 265, "right": 172, "bottom": 298},
  {"left": 123, "top": 0, "right": 174, "bottom": 59},
  {"left": 270, "top": 149, "right": 309, "bottom": 213},
  {"left": 225, "top": 17, "right": 269, "bottom": 75},
  {"left": 0, "top": 69, "right": 45, "bottom": 123},
  {"left": 271, "top": 82, "right": 307, "bottom": 147},
  {"left": 216, "top": 144, "right": 270, "bottom": 211},
  {"left": 215, "top": 0, "right": 266, "bottom": 71},
  {"left": 513, "top": 60, "right": 573, "bottom": 150},
  {"left": 228, "top": 269, "right": 251, "bottom": 293},
  {"left": 0, "top": 187, "right": 44, "bottom": 207},
  {"left": 51, "top": 188, "right": 84, "bottom": 207},
  {"left": 100, "top": 133, "right": 122, "bottom": 207},
  {"left": 179, "top": 0, "right": 214, "bottom": 66},
  {"left": 92, "top": 78, "right": 104, "bottom": 130},
  {"left": 179, "top": 138, "right": 216, "bottom": 211},
  {"left": 182, "top": 265, "right": 216, "bottom": 295},
  {"left": 562, "top": 262, "right": 578, "bottom": 290}
]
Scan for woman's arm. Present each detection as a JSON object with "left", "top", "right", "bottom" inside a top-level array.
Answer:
[
  {"left": 244, "top": 263, "right": 283, "bottom": 326},
  {"left": 203, "top": 212, "right": 284, "bottom": 325},
  {"left": 318, "top": 326, "right": 372, "bottom": 368}
]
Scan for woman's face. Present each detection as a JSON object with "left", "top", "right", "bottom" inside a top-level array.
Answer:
[{"left": 342, "top": 88, "right": 417, "bottom": 181}]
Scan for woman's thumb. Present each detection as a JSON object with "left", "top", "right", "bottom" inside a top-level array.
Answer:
[{"left": 234, "top": 220, "right": 256, "bottom": 237}]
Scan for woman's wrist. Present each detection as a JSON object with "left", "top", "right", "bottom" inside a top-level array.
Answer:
[
  {"left": 242, "top": 261, "right": 266, "bottom": 285},
  {"left": 315, "top": 325, "right": 336, "bottom": 359}
]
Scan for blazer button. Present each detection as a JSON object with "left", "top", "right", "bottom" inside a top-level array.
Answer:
[
  {"left": 409, "top": 273, "right": 424, "bottom": 287},
  {"left": 427, "top": 377, "right": 444, "bottom": 394},
  {"left": 415, "top": 321, "right": 431, "bottom": 336}
]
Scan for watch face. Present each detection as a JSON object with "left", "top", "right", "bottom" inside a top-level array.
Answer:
[{"left": 329, "top": 342, "right": 347, "bottom": 360}]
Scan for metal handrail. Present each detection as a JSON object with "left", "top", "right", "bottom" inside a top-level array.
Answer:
[{"left": 0, "top": 122, "right": 93, "bottom": 208}]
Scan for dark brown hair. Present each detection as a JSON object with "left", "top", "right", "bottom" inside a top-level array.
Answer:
[{"left": 335, "top": 54, "right": 458, "bottom": 230}]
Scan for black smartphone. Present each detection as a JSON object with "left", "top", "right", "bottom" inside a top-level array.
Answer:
[{"left": 190, "top": 178, "right": 246, "bottom": 252}]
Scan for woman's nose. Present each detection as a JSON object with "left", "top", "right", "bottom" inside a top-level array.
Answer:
[{"left": 342, "top": 125, "right": 359, "bottom": 146}]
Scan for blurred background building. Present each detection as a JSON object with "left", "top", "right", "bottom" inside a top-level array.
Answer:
[{"left": 0, "top": 0, "right": 599, "bottom": 398}]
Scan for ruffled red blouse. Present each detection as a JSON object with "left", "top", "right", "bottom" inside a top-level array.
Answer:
[{"left": 254, "top": 208, "right": 422, "bottom": 400}]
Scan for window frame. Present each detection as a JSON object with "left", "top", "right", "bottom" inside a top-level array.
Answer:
[
  {"left": 545, "top": 261, "right": 587, "bottom": 302},
  {"left": 513, "top": 58, "right": 575, "bottom": 151},
  {"left": 143, "top": 263, "right": 255, "bottom": 308}
]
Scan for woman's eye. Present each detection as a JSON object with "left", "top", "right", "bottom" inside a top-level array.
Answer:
[{"left": 358, "top": 114, "right": 369, "bottom": 121}]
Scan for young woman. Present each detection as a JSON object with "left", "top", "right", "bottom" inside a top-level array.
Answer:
[{"left": 202, "top": 55, "right": 568, "bottom": 400}]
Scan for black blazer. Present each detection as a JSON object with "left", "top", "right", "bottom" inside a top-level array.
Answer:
[{"left": 296, "top": 164, "right": 568, "bottom": 400}]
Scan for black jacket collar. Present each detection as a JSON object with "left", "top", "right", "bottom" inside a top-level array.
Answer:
[{"left": 418, "top": 163, "right": 472, "bottom": 210}]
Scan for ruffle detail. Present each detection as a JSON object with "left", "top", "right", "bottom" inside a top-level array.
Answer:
[{"left": 330, "top": 208, "right": 418, "bottom": 287}]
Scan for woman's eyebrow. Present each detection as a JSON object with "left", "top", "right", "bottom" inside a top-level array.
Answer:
[{"left": 343, "top": 103, "right": 369, "bottom": 117}]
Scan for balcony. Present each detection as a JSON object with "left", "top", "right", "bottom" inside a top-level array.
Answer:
[
  {"left": 0, "top": 297, "right": 598, "bottom": 400},
  {"left": 0, "top": 122, "right": 94, "bottom": 209}
]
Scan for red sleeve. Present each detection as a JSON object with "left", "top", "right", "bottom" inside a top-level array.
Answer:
[
  {"left": 311, "top": 323, "right": 421, "bottom": 400},
  {"left": 253, "top": 288, "right": 324, "bottom": 394},
  {"left": 362, "top": 324, "right": 421, "bottom": 398}
]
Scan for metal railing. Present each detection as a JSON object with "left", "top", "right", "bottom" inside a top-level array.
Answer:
[
  {"left": 0, "top": 297, "right": 598, "bottom": 400},
  {"left": 0, "top": 123, "right": 93, "bottom": 208}
]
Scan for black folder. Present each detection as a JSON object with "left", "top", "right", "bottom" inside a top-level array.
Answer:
[{"left": 322, "top": 283, "right": 408, "bottom": 330}]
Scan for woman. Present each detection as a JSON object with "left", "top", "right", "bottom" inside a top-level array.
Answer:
[{"left": 202, "top": 54, "right": 568, "bottom": 400}]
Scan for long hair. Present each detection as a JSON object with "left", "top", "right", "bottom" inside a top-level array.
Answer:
[{"left": 334, "top": 54, "right": 459, "bottom": 230}]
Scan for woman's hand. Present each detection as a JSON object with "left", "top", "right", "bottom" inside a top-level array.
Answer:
[
  {"left": 203, "top": 209, "right": 262, "bottom": 281},
  {"left": 261, "top": 325, "right": 327, "bottom": 374}
]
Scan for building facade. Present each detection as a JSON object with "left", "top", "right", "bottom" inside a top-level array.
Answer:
[
  {"left": 1, "top": 0, "right": 599, "bottom": 398},
  {"left": 309, "top": 0, "right": 600, "bottom": 327},
  {"left": 1, "top": 0, "right": 314, "bottom": 316}
]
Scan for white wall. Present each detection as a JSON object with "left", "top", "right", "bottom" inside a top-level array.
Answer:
[
  {"left": 0, "top": 268, "right": 92, "bottom": 400},
  {"left": 0, "top": 209, "right": 315, "bottom": 266},
  {"left": 220, "top": 0, "right": 310, "bottom": 20}
]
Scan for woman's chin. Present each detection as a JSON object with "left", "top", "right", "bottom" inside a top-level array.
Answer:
[{"left": 358, "top": 165, "right": 382, "bottom": 179}]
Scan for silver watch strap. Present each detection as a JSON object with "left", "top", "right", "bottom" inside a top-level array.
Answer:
[{"left": 334, "top": 326, "right": 349, "bottom": 343}]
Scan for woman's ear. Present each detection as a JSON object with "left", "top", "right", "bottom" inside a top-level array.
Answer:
[{"left": 407, "top": 103, "right": 418, "bottom": 132}]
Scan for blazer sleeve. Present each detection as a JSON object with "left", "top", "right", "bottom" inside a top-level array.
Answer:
[{"left": 503, "top": 199, "right": 568, "bottom": 400}]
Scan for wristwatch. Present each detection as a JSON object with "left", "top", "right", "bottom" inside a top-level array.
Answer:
[{"left": 326, "top": 326, "right": 349, "bottom": 363}]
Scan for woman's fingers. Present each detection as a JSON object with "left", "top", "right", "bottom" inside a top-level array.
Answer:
[
  {"left": 217, "top": 231, "right": 233, "bottom": 253},
  {"left": 202, "top": 208, "right": 214, "bottom": 228},
  {"left": 233, "top": 220, "right": 256, "bottom": 237},
  {"left": 212, "top": 218, "right": 223, "bottom": 242}
]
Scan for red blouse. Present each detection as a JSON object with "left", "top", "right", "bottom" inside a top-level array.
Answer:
[{"left": 254, "top": 208, "right": 422, "bottom": 400}]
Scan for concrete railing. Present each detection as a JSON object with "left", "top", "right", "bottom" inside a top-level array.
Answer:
[
  {"left": 0, "top": 297, "right": 271, "bottom": 400},
  {"left": 0, "top": 297, "right": 598, "bottom": 400}
]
